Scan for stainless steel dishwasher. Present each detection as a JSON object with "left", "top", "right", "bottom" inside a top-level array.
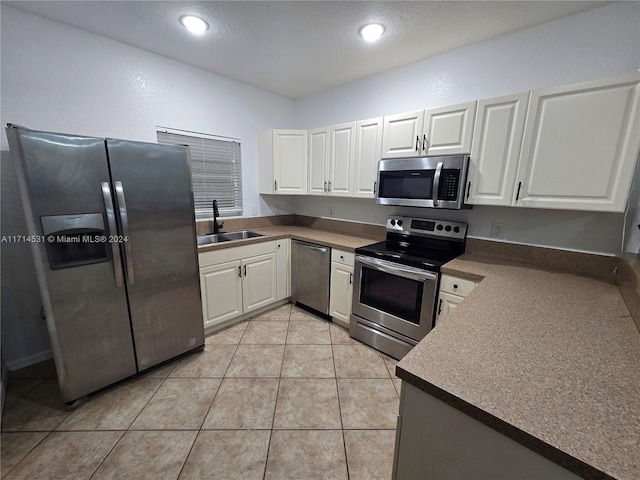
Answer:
[{"left": 291, "top": 239, "right": 331, "bottom": 314}]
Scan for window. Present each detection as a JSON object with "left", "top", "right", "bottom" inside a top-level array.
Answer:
[{"left": 157, "top": 128, "right": 243, "bottom": 219}]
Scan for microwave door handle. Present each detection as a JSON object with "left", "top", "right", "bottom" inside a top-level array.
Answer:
[
  {"left": 432, "top": 161, "right": 443, "bottom": 206},
  {"left": 357, "top": 256, "right": 437, "bottom": 282},
  {"left": 101, "top": 182, "right": 124, "bottom": 288}
]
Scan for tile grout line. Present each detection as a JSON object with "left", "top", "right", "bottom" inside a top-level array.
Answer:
[
  {"left": 261, "top": 304, "right": 292, "bottom": 480},
  {"left": 330, "top": 324, "right": 351, "bottom": 480},
  {"left": 174, "top": 325, "right": 247, "bottom": 480}
]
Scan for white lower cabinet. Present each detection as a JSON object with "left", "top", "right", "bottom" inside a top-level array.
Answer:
[
  {"left": 329, "top": 249, "right": 355, "bottom": 328},
  {"left": 435, "top": 274, "right": 477, "bottom": 325},
  {"left": 200, "top": 261, "right": 244, "bottom": 329},
  {"left": 199, "top": 241, "right": 279, "bottom": 332},
  {"left": 393, "top": 382, "right": 582, "bottom": 480},
  {"left": 242, "top": 253, "right": 277, "bottom": 313}
]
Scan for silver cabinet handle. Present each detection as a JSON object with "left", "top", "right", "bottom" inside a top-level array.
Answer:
[
  {"left": 274, "top": 180, "right": 278, "bottom": 192},
  {"left": 432, "top": 161, "right": 443, "bottom": 207},
  {"left": 349, "top": 272, "right": 353, "bottom": 285},
  {"left": 238, "top": 265, "right": 242, "bottom": 277},
  {"left": 114, "top": 181, "right": 134, "bottom": 284},
  {"left": 328, "top": 181, "right": 332, "bottom": 192},
  {"left": 415, "top": 135, "right": 420, "bottom": 151},
  {"left": 373, "top": 181, "right": 377, "bottom": 195},
  {"left": 243, "top": 264, "right": 247, "bottom": 276},
  {"left": 324, "top": 180, "right": 327, "bottom": 193},
  {"left": 101, "top": 182, "right": 123, "bottom": 288},
  {"left": 422, "top": 134, "right": 428, "bottom": 152}
]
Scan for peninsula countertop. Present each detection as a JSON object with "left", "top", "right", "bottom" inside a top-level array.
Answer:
[{"left": 397, "top": 254, "right": 640, "bottom": 480}]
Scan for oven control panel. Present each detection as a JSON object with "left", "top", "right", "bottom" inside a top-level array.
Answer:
[{"left": 386, "top": 216, "right": 467, "bottom": 240}]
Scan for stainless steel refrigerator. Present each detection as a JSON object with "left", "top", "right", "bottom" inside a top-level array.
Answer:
[{"left": 6, "top": 124, "right": 205, "bottom": 407}]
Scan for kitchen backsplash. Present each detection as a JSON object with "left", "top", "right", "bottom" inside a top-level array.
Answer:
[{"left": 617, "top": 254, "right": 640, "bottom": 334}]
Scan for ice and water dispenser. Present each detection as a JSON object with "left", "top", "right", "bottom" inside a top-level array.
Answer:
[{"left": 41, "top": 213, "right": 111, "bottom": 270}]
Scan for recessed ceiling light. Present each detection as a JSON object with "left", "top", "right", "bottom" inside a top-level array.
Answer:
[
  {"left": 180, "top": 15, "right": 209, "bottom": 35},
  {"left": 359, "top": 23, "right": 385, "bottom": 42}
]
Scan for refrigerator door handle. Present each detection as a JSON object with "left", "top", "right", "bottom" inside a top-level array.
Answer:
[
  {"left": 114, "top": 181, "right": 135, "bottom": 284},
  {"left": 101, "top": 182, "right": 124, "bottom": 288}
]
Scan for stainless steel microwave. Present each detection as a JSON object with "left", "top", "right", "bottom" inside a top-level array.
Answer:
[{"left": 376, "top": 154, "right": 470, "bottom": 209}]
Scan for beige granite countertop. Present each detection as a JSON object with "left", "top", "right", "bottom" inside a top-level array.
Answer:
[
  {"left": 197, "top": 225, "right": 379, "bottom": 253},
  {"left": 397, "top": 254, "right": 640, "bottom": 480}
]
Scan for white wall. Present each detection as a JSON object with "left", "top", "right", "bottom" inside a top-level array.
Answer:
[
  {"left": 0, "top": 5, "right": 296, "bottom": 368},
  {"left": 272, "top": 1, "right": 640, "bottom": 255},
  {"left": 0, "top": 5, "right": 296, "bottom": 217}
]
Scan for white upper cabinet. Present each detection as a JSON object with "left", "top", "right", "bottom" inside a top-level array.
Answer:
[
  {"left": 381, "top": 102, "right": 476, "bottom": 158},
  {"left": 308, "top": 127, "right": 330, "bottom": 196},
  {"left": 353, "top": 117, "right": 383, "bottom": 199},
  {"left": 467, "top": 92, "right": 529, "bottom": 206},
  {"left": 330, "top": 122, "right": 356, "bottom": 196},
  {"left": 258, "top": 129, "right": 308, "bottom": 195},
  {"left": 381, "top": 110, "right": 424, "bottom": 158},
  {"left": 515, "top": 73, "right": 640, "bottom": 212},
  {"left": 423, "top": 102, "right": 477, "bottom": 156}
]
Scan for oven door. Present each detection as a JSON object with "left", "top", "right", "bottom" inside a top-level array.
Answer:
[{"left": 352, "top": 255, "right": 438, "bottom": 341}]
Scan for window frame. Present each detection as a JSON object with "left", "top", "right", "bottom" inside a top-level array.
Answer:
[{"left": 156, "top": 127, "right": 243, "bottom": 220}]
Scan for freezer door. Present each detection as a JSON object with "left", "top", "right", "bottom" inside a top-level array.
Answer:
[
  {"left": 5, "top": 126, "right": 137, "bottom": 403},
  {"left": 106, "top": 139, "right": 204, "bottom": 370}
]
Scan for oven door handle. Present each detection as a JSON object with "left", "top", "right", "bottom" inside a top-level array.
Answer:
[{"left": 356, "top": 256, "right": 437, "bottom": 282}]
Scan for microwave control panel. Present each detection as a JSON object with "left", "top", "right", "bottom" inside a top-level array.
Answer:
[
  {"left": 439, "top": 170, "right": 460, "bottom": 200},
  {"left": 386, "top": 216, "right": 467, "bottom": 240}
]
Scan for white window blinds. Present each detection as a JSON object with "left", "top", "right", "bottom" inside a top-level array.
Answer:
[{"left": 157, "top": 129, "right": 243, "bottom": 219}]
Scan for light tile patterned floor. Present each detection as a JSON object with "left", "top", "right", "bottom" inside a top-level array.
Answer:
[{"left": 1, "top": 304, "right": 400, "bottom": 480}]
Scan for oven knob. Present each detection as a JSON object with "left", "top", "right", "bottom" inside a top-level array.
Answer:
[
  {"left": 453, "top": 226, "right": 460, "bottom": 233},
  {"left": 397, "top": 220, "right": 403, "bottom": 227},
  {"left": 390, "top": 219, "right": 396, "bottom": 226},
  {"left": 436, "top": 224, "right": 444, "bottom": 231},
  {"left": 445, "top": 225, "right": 452, "bottom": 232}
]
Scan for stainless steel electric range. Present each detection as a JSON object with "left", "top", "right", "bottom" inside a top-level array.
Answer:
[{"left": 350, "top": 216, "right": 467, "bottom": 360}]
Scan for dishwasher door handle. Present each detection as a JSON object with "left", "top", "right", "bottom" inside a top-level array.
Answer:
[{"left": 295, "top": 242, "right": 328, "bottom": 254}]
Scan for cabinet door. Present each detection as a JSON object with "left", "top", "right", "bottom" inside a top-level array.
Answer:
[
  {"left": 330, "top": 122, "right": 356, "bottom": 196},
  {"left": 353, "top": 117, "right": 383, "bottom": 198},
  {"left": 276, "top": 239, "right": 290, "bottom": 301},
  {"left": 467, "top": 93, "right": 529, "bottom": 206},
  {"left": 381, "top": 110, "right": 424, "bottom": 158},
  {"left": 329, "top": 262, "right": 354, "bottom": 329},
  {"left": 515, "top": 73, "right": 640, "bottom": 212},
  {"left": 308, "top": 127, "right": 330, "bottom": 196},
  {"left": 242, "top": 253, "right": 277, "bottom": 313},
  {"left": 200, "top": 261, "right": 243, "bottom": 330},
  {"left": 273, "top": 130, "right": 308, "bottom": 194},
  {"left": 435, "top": 291, "right": 464, "bottom": 325},
  {"left": 423, "top": 101, "right": 477, "bottom": 156}
]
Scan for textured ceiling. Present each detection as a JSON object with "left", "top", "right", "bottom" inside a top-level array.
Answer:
[{"left": 4, "top": 1, "right": 610, "bottom": 98}]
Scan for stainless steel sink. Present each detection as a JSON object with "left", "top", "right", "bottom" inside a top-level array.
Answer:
[
  {"left": 196, "top": 234, "right": 229, "bottom": 246},
  {"left": 221, "top": 230, "right": 264, "bottom": 241},
  {"left": 197, "top": 230, "right": 264, "bottom": 246}
]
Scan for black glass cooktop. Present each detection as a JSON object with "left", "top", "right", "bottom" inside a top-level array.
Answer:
[{"left": 355, "top": 234, "right": 465, "bottom": 272}]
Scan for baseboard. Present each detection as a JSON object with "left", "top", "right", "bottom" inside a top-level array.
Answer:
[{"left": 6, "top": 349, "right": 53, "bottom": 371}]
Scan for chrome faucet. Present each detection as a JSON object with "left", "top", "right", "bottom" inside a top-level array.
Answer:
[{"left": 212, "top": 199, "right": 224, "bottom": 234}]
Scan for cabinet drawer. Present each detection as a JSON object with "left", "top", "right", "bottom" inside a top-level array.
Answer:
[
  {"left": 331, "top": 249, "right": 355, "bottom": 266},
  {"left": 199, "top": 240, "right": 276, "bottom": 268},
  {"left": 440, "top": 275, "right": 476, "bottom": 297}
]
